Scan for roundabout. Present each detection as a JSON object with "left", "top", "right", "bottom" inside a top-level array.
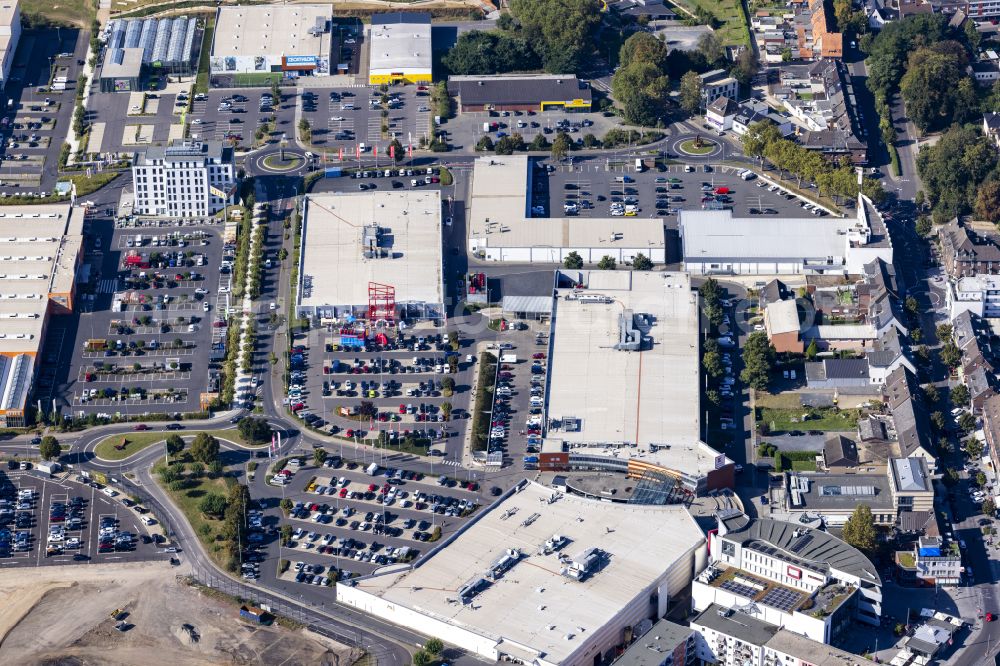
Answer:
[
  {"left": 249, "top": 148, "right": 309, "bottom": 175},
  {"left": 261, "top": 153, "right": 305, "bottom": 171},
  {"left": 677, "top": 137, "right": 721, "bottom": 156}
]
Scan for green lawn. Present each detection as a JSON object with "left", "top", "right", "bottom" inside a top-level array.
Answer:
[
  {"left": 152, "top": 463, "right": 232, "bottom": 569},
  {"left": 21, "top": 0, "right": 94, "bottom": 27},
  {"left": 672, "top": 0, "right": 750, "bottom": 47},
  {"left": 759, "top": 407, "right": 860, "bottom": 433},
  {"left": 790, "top": 460, "right": 817, "bottom": 472},
  {"left": 94, "top": 428, "right": 261, "bottom": 461},
  {"left": 679, "top": 138, "right": 717, "bottom": 155},
  {"left": 194, "top": 18, "right": 214, "bottom": 94}
]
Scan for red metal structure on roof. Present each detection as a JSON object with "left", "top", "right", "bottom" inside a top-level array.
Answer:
[{"left": 368, "top": 282, "right": 395, "bottom": 325}]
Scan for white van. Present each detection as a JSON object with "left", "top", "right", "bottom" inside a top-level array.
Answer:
[{"left": 634, "top": 158, "right": 644, "bottom": 172}]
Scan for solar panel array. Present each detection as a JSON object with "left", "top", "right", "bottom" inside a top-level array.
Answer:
[
  {"left": 720, "top": 578, "right": 758, "bottom": 598},
  {"left": 760, "top": 587, "right": 804, "bottom": 612},
  {"left": 789, "top": 533, "right": 813, "bottom": 553}
]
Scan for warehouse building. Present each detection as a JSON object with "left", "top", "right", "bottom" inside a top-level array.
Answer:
[
  {"left": 296, "top": 190, "right": 443, "bottom": 322},
  {"left": 132, "top": 141, "right": 236, "bottom": 218},
  {"left": 0, "top": 203, "right": 82, "bottom": 427},
  {"left": 367, "top": 12, "right": 432, "bottom": 85},
  {"left": 337, "top": 480, "right": 706, "bottom": 666},
  {"left": 100, "top": 15, "right": 201, "bottom": 91},
  {"left": 447, "top": 74, "right": 592, "bottom": 113},
  {"left": 209, "top": 5, "right": 332, "bottom": 77},
  {"left": 468, "top": 156, "right": 665, "bottom": 264},
  {"left": 0, "top": 1, "right": 21, "bottom": 90},
  {"left": 680, "top": 194, "right": 892, "bottom": 276},
  {"left": 539, "top": 270, "right": 734, "bottom": 495}
]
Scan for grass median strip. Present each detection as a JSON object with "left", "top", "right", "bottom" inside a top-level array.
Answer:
[{"left": 94, "top": 428, "right": 262, "bottom": 461}]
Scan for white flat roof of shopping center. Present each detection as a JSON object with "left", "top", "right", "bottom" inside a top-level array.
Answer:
[
  {"left": 547, "top": 271, "right": 702, "bottom": 448},
  {"left": 298, "top": 191, "right": 443, "bottom": 309},
  {"left": 212, "top": 4, "right": 332, "bottom": 57},
  {"left": 0, "top": 202, "right": 80, "bottom": 355},
  {"left": 468, "top": 156, "right": 665, "bottom": 251},
  {"left": 368, "top": 12, "right": 432, "bottom": 76},
  {"left": 342, "top": 480, "right": 704, "bottom": 665}
]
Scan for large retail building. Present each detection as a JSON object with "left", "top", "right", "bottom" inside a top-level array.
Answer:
[
  {"left": 367, "top": 12, "right": 432, "bottom": 85},
  {"left": 209, "top": 5, "right": 332, "bottom": 77},
  {"left": 338, "top": 480, "right": 706, "bottom": 666}
]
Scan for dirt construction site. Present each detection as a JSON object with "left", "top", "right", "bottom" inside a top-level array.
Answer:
[{"left": 0, "top": 561, "right": 361, "bottom": 665}]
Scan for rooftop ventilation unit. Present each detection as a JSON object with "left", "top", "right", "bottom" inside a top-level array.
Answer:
[
  {"left": 361, "top": 224, "right": 387, "bottom": 259},
  {"left": 614, "top": 309, "right": 642, "bottom": 351}
]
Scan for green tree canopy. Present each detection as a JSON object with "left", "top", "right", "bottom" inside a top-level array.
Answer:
[
  {"left": 563, "top": 251, "right": 583, "bottom": 269},
  {"left": 917, "top": 116, "right": 998, "bottom": 219},
  {"left": 950, "top": 383, "right": 970, "bottom": 407},
  {"left": 597, "top": 255, "right": 617, "bottom": 270},
  {"left": 165, "top": 434, "right": 185, "bottom": 456},
  {"left": 974, "top": 180, "right": 1000, "bottom": 224},
  {"left": 39, "top": 436, "right": 60, "bottom": 461},
  {"left": 679, "top": 71, "right": 702, "bottom": 115},
  {"left": 632, "top": 253, "right": 652, "bottom": 270},
  {"left": 190, "top": 432, "right": 220, "bottom": 465},
  {"left": 611, "top": 60, "right": 669, "bottom": 126},
  {"left": 900, "top": 45, "right": 972, "bottom": 133},
  {"left": 238, "top": 417, "right": 273, "bottom": 445},
  {"left": 441, "top": 30, "right": 539, "bottom": 75},
  {"left": 842, "top": 504, "right": 878, "bottom": 554},
  {"left": 509, "top": 0, "right": 602, "bottom": 73},
  {"left": 740, "top": 331, "right": 775, "bottom": 391},
  {"left": 619, "top": 31, "right": 668, "bottom": 70},
  {"left": 199, "top": 492, "right": 228, "bottom": 519}
]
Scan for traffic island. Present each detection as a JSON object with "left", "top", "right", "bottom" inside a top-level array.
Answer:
[
  {"left": 678, "top": 137, "right": 718, "bottom": 156},
  {"left": 261, "top": 154, "right": 304, "bottom": 172}
]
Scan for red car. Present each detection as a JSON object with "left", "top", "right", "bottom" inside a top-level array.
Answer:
[
  {"left": 346, "top": 429, "right": 355, "bottom": 438},
  {"left": 291, "top": 402, "right": 304, "bottom": 411},
  {"left": 339, "top": 488, "right": 349, "bottom": 498},
  {"left": 988, "top": 613, "right": 996, "bottom": 622},
  {"left": 399, "top": 404, "right": 406, "bottom": 414},
  {"left": 133, "top": 424, "right": 149, "bottom": 431},
  {"left": 368, "top": 484, "right": 378, "bottom": 492},
  {"left": 532, "top": 353, "right": 546, "bottom": 359},
  {"left": 308, "top": 503, "right": 319, "bottom": 511},
  {"left": 466, "top": 481, "right": 478, "bottom": 491}
]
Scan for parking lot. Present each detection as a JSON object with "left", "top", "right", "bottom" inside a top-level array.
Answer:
[
  {"left": 288, "top": 328, "right": 477, "bottom": 458},
  {"left": 542, "top": 162, "right": 817, "bottom": 224},
  {"left": 86, "top": 84, "right": 300, "bottom": 155},
  {"left": 36, "top": 215, "right": 231, "bottom": 417},
  {"left": 0, "top": 28, "right": 87, "bottom": 194},
  {"left": 446, "top": 107, "right": 624, "bottom": 152},
  {"left": 257, "top": 454, "right": 485, "bottom": 592},
  {"left": 0, "top": 471, "right": 161, "bottom": 566},
  {"left": 299, "top": 84, "right": 433, "bottom": 151}
]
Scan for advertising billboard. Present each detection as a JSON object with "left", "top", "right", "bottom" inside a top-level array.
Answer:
[{"left": 283, "top": 55, "right": 318, "bottom": 70}]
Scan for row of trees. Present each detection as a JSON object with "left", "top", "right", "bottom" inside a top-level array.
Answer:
[
  {"left": 562, "top": 251, "right": 652, "bottom": 270},
  {"left": 740, "top": 122, "right": 884, "bottom": 203},
  {"left": 442, "top": 0, "right": 601, "bottom": 75}
]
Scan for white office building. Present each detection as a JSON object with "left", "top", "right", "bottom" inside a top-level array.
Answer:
[
  {"left": 946, "top": 274, "right": 1000, "bottom": 320},
  {"left": 132, "top": 141, "right": 236, "bottom": 218}
]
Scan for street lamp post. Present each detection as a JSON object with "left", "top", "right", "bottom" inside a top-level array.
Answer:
[{"left": 280, "top": 134, "right": 288, "bottom": 161}]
